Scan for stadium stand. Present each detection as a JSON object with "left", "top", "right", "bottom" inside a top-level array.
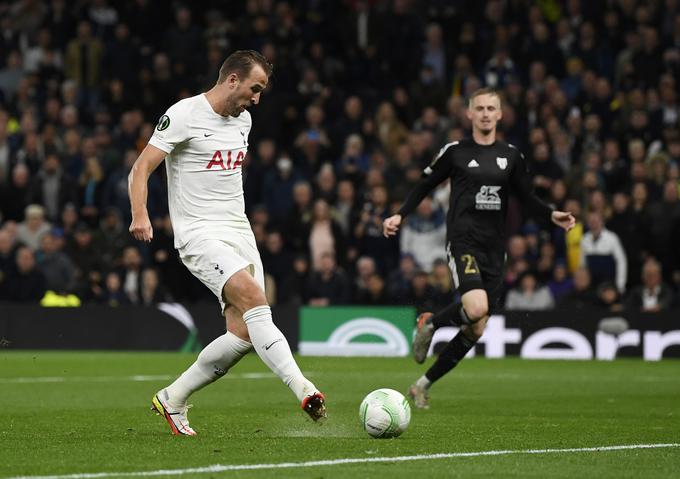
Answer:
[{"left": 0, "top": 0, "right": 678, "bottom": 310}]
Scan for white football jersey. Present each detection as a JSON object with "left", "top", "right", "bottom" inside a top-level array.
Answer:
[{"left": 149, "top": 94, "right": 251, "bottom": 248}]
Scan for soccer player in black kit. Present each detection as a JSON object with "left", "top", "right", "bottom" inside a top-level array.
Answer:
[{"left": 383, "top": 88, "right": 575, "bottom": 409}]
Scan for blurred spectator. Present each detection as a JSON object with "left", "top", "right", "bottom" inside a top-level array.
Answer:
[
  {"left": 315, "top": 162, "right": 338, "bottom": 204},
  {"left": 580, "top": 210, "right": 627, "bottom": 293},
  {"left": 607, "top": 191, "right": 646, "bottom": 289},
  {"left": 36, "top": 229, "right": 76, "bottom": 294},
  {"left": 99, "top": 207, "right": 128, "bottom": 266},
  {"left": 26, "top": 152, "right": 78, "bottom": 223},
  {"left": 595, "top": 280, "right": 623, "bottom": 313},
  {"left": 261, "top": 230, "right": 293, "bottom": 299},
  {"left": 507, "top": 235, "right": 528, "bottom": 263},
  {"left": 559, "top": 266, "right": 598, "bottom": 309},
  {"left": 0, "top": 50, "right": 24, "bottom": 102},
  {"left": 283, "top": 180, "right": 313, "bottom": 252},
  {"left": 102, "top": 22, "right": 139, "bottom": 86},
  {"left": 535, "top": 242, "right": 556, "bottom": 283},
  {"left": 24, "top": 27, "right": 63, "bottom": 74},
  {"left": 117, "top": 245, "right": 143, "bottom": 304},
  {"left": 399, "top": 196, "right": 446, "bottom": 273},
  {"left": 263, "top": 154, "right": 301, "bottom": 224},
  {"left": 16, "top": 204, "right": 51, "bottom": 250},
  {"left": 98, "top": 271, "right": 130, "bottom": 306},
  {"left": 305, "top": 252, "right": 351, "bottom": 306},
  {"left": 0, "top": 227, "right": 16, "bottom": 291},
  {"left": 422, "top": 23, "right": 446, "bottom": 82},
  {"left": 278, "top": 254, "right": 311, "bottom": 305},
  {"left": 65, "top": 222, "right": 103, "bottom": 294},
  {"left": 483, "top": 49, "right": 517, "bottom": 90},
  {"left": 404, "top": 269, "right": 440, "bottom": 314},
  {"left": 333, "top": 179, "right": 360, "bottom": 238},
  {"left": 1, "top": 246, "right": 46, "bottom": 302},
  {"left": 65, "top": 21, "right": 103, "bottom": 112},
  {"left": 140, "top": 267, "right": 170, "bottom": 305},
  {"left": 374, "top": 102, "right": 408, "bottom": 156},
  {"left": 244, "top": 138, "right": 277, "bottom": 212},
  {"left": 355, "top": 272, "right": 391, "bottom": 305},
  {"left": 0, "top": 164, "right": 32, "bottom": 222},
  {"left": 331, "top": 96, "right": 364, "bottom": 158},
  {"left": 505, "top": 271, "right": 555, "bottom": 310},
  {"left": 388, "top": 253, "right": 418, "bottom": 303},
  {"left": 294, "top": 105, "right": 331, "bottom": 177},
  {"left": 354, "top": 255, "right": 377, "bottom": 301},
  {"left": 547, "top": 261, "right": 574, "bottom": 303},
  {"left": 530, "top": 142, "right": 563, "bottom": 200},
  {"left": 625, "top": 258, "right": 675, "bottom": 312},
  {"left": 336, "top": 133, "right": 370, "bottom": 180},
  {"left": 646, "top": 180, "right": 680, "bottom": 284},
  {"left": 0, "top": 111, "right": 11, "bottom": 185},
  {"left": 429, "top": 257, "right": 454, "bottom": 306},
  {"left": 60, "top": 203, "right": 79, "bottom": 237},
  {"left": 78, "top": 156, "right": 106, "bottom": 226},
  {"left": 355, "top": 184, "right": 397, "bottom": 273},
  {"left": 305, "top": 198, "right": 345, "bottom": 271}
]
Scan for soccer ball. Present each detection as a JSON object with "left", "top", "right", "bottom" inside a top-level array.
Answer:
[{"left": 359, "top": 388, "right": 411, "bottom": 438}]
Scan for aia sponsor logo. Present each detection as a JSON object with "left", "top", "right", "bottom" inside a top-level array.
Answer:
[{"left": 206, "top": 150, "right": 245, "bottom": 170}]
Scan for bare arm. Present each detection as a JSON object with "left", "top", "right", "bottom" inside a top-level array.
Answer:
[{"left": 128, "top": 144, "right": 167, "bottom": 242}]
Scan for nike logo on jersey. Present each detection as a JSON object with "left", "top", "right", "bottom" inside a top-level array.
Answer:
[
  {"left": 468, "top": 159, "right": 480, "bottom": 168},
  {"left": 264, "top": 338, "right": 283, "bottom": 350},
  {"left": 204, "top": 133, "right": 214, "bottom": 137}
]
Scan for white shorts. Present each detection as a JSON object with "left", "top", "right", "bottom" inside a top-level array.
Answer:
[{"left": 178, "top": 231, "right": 265, "bottom": 313}]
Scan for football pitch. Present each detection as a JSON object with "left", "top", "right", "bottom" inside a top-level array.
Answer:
[{"left": 1, "top": 352, "right": 678, "bottom": 478}]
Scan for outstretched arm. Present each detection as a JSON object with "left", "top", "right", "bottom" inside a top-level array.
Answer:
[
  {"left": 128, "top": 144, "right": 166, "bottom": 242},
  {"left": 511, "top": 150, "right": 575, "bottom": 232},
  {"left": 383, "top": 149, "right": 452, "bottom": 238}
]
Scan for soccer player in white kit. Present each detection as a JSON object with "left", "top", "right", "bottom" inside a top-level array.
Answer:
[{"left": 128, "top": 50, "right": 326, "bottom": 435}]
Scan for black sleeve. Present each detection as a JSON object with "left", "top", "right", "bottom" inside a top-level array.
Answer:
[
  {"left": 509, "top": 149, "right": 554, "bottom": 222},
  {"left": 397, "top": 148, "right": 453, "bottom": 218}
]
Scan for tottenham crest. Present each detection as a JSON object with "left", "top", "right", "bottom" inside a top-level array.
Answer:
[{"left": 496, "top": 157, "right": 507, "bottom": 170}]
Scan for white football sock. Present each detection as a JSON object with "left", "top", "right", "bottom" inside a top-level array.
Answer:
[
  {"left": 416, "top": 375, "right": 432, "bottom": 390},
  {"left": 165, "top": 331, "right": 252, "bottom": 408},
  {"left": 242, "top": 305, "right": 317, "bottom": 402}
]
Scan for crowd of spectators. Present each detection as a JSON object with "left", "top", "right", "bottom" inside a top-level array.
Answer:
[{"left": 1, "top": 0, "right": 679, "bottom": 314}]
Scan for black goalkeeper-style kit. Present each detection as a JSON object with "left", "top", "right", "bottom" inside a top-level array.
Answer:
[{"left": 398, "top": 138, "right": 553, "bottom": 310}]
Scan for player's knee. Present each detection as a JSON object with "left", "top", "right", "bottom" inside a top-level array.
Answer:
[
  {"left": 231, "top": 295, "right": 268, "bottom": 317},
  {"left": 465, "top": 303, "right": 488, "bottom": 322},
  {"left": 463, "top": 321, "right": 485, "bottom": 341},
  {"left": 223, "top": 273, "right": 268, "bottom": 315}
]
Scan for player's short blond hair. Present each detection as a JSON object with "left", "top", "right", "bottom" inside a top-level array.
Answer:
[{"left": 467, "top": 87, "right": 502, "bottom": 107}]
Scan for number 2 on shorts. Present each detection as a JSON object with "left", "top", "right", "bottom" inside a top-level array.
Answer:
[{"left": 461, "top": 254, "right": 478, "bottom": 274}]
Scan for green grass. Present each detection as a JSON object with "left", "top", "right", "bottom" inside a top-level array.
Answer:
[{"left": 1, "top": 352, "right": 679, "bottom": 478}]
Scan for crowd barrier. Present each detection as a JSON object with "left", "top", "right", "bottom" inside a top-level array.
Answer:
[{"left": 1, "top": 303, "right": 678, "bottom": 360}]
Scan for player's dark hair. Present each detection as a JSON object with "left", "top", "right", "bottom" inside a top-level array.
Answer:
[
  {"left": 468, "top": 87, "right": 501, "bottom": 106},
  {"left": 217, "top": 50, "right": 273, "bottom": 84}
]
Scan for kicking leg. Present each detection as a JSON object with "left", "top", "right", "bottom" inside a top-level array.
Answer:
[
  {"left": 410, "top": 289, "right": 488, "bottom": 408},
  {"left": 224, "top": 269, "right": 326, "bottom": 421}
]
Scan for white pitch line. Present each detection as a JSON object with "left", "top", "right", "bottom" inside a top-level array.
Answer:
[
  {"left": 0, "top": 372, "right": 287, "bottom": 384},
  {"left": 5, "top": 443, "right": 679, "bottom": 479}
]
